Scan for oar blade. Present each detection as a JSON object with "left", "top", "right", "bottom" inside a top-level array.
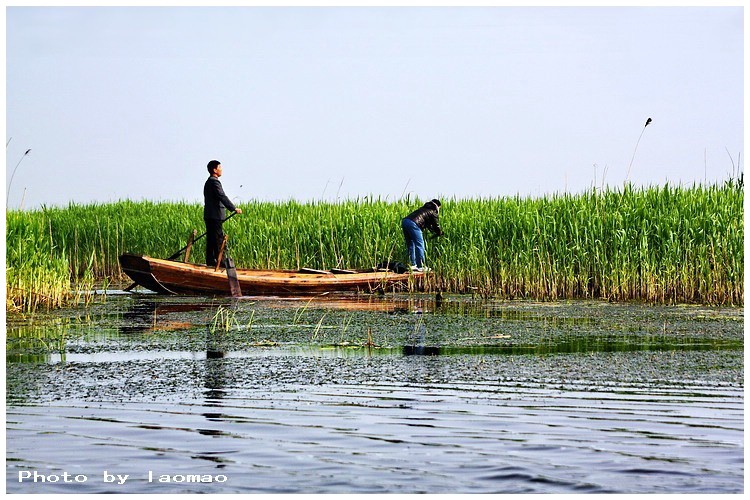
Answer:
[{"left": 225, "top": 257, "right": 242, "bottom": 298}]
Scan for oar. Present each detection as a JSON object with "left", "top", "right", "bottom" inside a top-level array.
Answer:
[
  {"left": 166, "top": 212, "right": 239, "bottom": 260},
  {"left": 123, "top": 212, "right": 239, "bottom": 292},
  {"left": 213, "top": 235, "right": 242, "bottom": 298},
  {"left": 225, "top": 256, "right": 243, "bottom": 298}
]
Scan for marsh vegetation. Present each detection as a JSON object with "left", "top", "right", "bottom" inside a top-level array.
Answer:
[{"left": 6, "top": 181, "right": 744, "bottom": 311}]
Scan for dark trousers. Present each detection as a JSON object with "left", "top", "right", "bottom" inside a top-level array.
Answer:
[{"left": 205, "top": 218, "right": 224, "bottom": 267}]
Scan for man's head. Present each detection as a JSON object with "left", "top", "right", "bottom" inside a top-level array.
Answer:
[
  {"left": 430, "top": 199, "right": 441, "bottom": 209},
  {"left": 207, "top": 160, "right": 222, "bottom": 176}
]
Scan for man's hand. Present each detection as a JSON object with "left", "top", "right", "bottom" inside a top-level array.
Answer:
[{"left": 235, "top": 208, "right": 243, "bottom": 214}]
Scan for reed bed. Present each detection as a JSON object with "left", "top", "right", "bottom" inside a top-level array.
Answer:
[
  {"left": 5, "top": 211, "right": 92, "bottom": 312},
  {"left": 5, "top": 181, "right": 744, "bottom": 309}
]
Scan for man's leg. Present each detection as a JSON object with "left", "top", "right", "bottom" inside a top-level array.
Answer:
[
  {"left": 401, "top": 218, "right": 421, "bottom": 267},
  {"left": 205, "top": 219, "right": 223, "bottom": 267},
  {"left": 401, "top": 219, "right": 414, "bottom": 266},
  {"left": 413, "top": 230, "right": 425, "bottom": 268}
]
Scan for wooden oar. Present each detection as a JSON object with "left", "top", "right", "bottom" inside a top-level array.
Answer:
[
  {"left": 123, "top": 211, "right": 239, "bottom": 292},
  {"left": 215, "top": 235, "right": 242, "bottom": 298},
  {"left": 225, "top": 256, "right": 242, "bottom": 298},
  {"left": 167, "top": 212, "right": 238, "bottom": 261}
]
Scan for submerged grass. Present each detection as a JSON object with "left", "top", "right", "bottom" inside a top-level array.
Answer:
[{"left": 5, "top": 181, "right": 744, "bottom": 309}]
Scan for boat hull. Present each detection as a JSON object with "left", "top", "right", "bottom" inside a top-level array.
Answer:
[{"left": 119, "top": 253, "right": 422, "bottom": 296}]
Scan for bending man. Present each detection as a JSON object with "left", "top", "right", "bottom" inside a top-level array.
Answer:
[{"left": 401, "top": 199, "right": 443, "bottom": 271}]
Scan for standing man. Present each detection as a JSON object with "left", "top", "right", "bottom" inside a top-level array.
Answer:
[
  {"left": 204, "top": 160, "right": 242, "bottom": 267},
  {"left": 401, "top": 199, "right": 443, "bottom": 272}
]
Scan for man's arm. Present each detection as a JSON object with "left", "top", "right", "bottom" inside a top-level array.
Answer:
[{"left": 428, "top": 211, "right": 444, "bottom": 236}]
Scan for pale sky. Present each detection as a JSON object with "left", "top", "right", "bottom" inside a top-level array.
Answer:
[{"left": 5, "top": 5, "right": 745, "bottom": 209}]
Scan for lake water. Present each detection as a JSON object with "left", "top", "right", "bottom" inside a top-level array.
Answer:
[{"left": 6, "top": 293, "right": 744, "bottom": 493}]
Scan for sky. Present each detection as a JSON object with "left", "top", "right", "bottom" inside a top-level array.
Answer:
[{"left": 4, "top": 5, "right": 745, "bottom": 209}]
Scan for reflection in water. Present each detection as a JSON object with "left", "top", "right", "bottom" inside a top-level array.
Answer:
[
  {"left": 6, "top": 292, "right": 743, "bottom": 494},
  {"left": 204, "top": 364, "right": 229, "bottom": 400},
  {"left": 12, "top": 293, "right": 740, "bottom": 363},
  {"left": 204, "top": 325, "right": 229, "bottom": 402},
  {"left": 119, "top": 300, "right": 158, "bottom": 334},
  {"left": 202, "top": 322, "right": 233, "bottom": 454},
  {"left": 403, "top": 345, "right": 442, "bottom": 356},
  {"left": 6, "top": 322, "right": 69, "bottom": 364},
  {"left": 119, "top": 299, "right": 214, "bottom": 335},
  {"left": 5, "top": 293, "right": 744, "bottom": 494},
  {"left": 255, "top": 294, "right": 421, "bottom": 312},
  {"left": 404, "top": 307, "right": 441, "bottom": 355}
]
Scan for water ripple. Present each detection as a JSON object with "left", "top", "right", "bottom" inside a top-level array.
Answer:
[{"left": 7, "top": 373, "right": 743, "bottom": 494}]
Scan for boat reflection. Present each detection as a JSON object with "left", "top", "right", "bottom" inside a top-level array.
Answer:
[
  {"left": 248, "top": 294, "right": 426, "bottom": 312},
  {"left": 403, "top": 345, "right": 442, "bottom": 356},
  {"left": 119, "top": 299, "right": 214, "bottom": 334}
]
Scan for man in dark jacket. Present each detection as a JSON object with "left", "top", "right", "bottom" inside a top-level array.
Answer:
[
  {"left": 204, "top": 160, "right": 242, "bottom": 267},
  {"left": 401, "top": 199, "right": 443, "bottom": 271}
]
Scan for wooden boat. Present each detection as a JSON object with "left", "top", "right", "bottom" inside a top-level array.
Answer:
[{"left": 119, "top": 253, "right": 423, "bottom": 296}]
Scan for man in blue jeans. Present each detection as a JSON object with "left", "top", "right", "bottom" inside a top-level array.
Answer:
[{"left": 401, "top": 199, "right": 444, "bottom": 271}]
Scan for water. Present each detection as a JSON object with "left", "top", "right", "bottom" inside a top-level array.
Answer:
[{"left": 6, "top": 294, "right": 744, "bottom": 493}]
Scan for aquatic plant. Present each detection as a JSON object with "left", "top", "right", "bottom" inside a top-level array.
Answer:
[
  {"left": 5, "top": 182, "right": 744, "bottom": 308},
  {"left": 6, "top": 211, "right": 73, "bottom": 312},
  {"left": 210, "top": 305, "right": 239, "bottom": 333}
]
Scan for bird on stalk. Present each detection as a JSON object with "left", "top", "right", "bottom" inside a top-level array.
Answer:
[{"left": 625, "top": 118, "right": 652, "bottom": 183}]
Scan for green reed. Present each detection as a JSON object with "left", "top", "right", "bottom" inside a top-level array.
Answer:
[
  {"left": 6, "top": 210, "right": 80, "bottom": 312},
  {"left": 5, "top": 181, "right": 744, "bottom": 308}
]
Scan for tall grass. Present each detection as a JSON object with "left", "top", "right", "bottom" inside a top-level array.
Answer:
[
  {"left": 6, "top": 181, "right": 744, "bottom": 308},
  {"left": 5, "top": 210, "right": 93, "bottom": 312}
]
